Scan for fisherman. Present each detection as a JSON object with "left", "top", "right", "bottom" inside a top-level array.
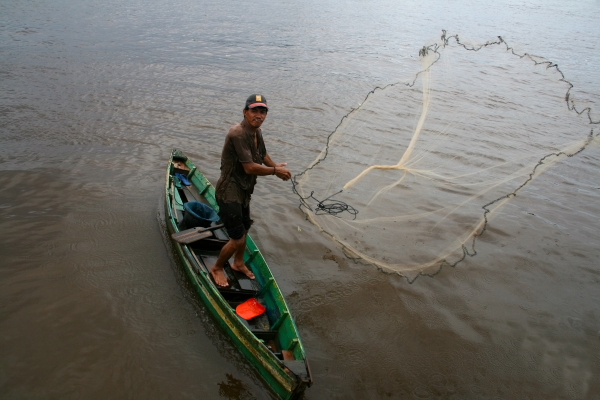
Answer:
[{"left": 210, "top": 94, "right": 292, "bottom": 287}]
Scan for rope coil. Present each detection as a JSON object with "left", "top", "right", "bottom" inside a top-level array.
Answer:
[{"left": 300, "top": 190, "right": 358, "bottom": 220}]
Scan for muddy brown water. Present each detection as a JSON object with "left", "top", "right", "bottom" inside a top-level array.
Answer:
[{"left": 1, "top": 0, "right": 600, "bottom": 399}]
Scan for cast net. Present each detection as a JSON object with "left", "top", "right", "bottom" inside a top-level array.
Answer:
[{"left": 293, "top": 32, "right": 597, "bottom": 281}]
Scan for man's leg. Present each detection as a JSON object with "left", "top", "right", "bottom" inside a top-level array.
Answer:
[
  {"left": 229, "top": 203, "right": 255, "bottom": 279},
  {"left": 230, "top": 232, "right": 255, "bottom": 279},
  {"left": 210, "top": 236, "right": 245, "bottom": 287},
  {"left": 210, "top": 200, "right": 255, "bottom": 286}
]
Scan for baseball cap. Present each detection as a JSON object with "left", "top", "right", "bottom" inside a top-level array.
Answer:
[{"left": 245, "top": 94, "right": 268, "bottom": 110}]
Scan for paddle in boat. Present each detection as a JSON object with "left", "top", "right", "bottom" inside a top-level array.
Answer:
[{"left": 163, "top": 149, "right": 313, "bottom": 399}]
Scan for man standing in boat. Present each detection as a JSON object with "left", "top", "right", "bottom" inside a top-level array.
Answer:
[{"left": 211, "top": 94, "right": 292, "bottom": 287}]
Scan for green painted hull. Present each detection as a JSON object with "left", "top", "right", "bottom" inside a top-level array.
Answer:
[{"left": 164, "top": 149, "right": 312, "bottom": 399}]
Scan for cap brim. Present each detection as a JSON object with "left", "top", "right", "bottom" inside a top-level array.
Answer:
[{"left": 247, "top": 102, "right": 268, "bottom": 109}]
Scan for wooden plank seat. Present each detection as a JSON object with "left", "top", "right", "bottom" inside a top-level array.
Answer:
[{"left": 236, "top": 313, "right": 278, "bottom": 347}]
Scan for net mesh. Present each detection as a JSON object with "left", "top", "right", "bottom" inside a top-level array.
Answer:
[{"left": 293, "top": 32, "right": 598, "bottom": 281}]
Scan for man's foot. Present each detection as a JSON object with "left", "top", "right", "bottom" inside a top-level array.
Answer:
[
  {"left": 210, "top": 266, "right": 229, "bottom": 287},
  {"left": 231, "top": 263, "right": 255, "bottom": 280}
]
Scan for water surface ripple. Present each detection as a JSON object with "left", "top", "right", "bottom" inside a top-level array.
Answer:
[{"left": 1, "top": 0, "right": 599, "bottom": 399}]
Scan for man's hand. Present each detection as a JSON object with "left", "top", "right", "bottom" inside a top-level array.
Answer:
[
  {"left": 262, "top": 154, "right": 291, "bottom": 180},
  {"left": 275, "top": 166, "right": 291, "bottom": 181}
]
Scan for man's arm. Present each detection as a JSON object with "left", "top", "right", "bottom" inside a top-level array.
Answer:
[
  {"left": 241, "top": 154, "right": 291, "bottom": 181},
  {"left": 263, "top": 154, "right": 288, "bottom": 169}
]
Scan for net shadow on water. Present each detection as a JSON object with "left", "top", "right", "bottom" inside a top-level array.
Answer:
[{"left": 292, "top": 30, "right": 599, "bottom": 283}]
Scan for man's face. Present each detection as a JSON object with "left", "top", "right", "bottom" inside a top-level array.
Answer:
[{"left": 244, "top": 107, "right": 268, "bottom": 129}]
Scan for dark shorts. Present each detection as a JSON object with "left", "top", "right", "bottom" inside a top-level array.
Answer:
[{"left": 216, "top": 199, "right": 253, "bottom": 240}]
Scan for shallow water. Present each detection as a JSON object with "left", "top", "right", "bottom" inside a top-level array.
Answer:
[{"left": 1, "top": 0, "right": 599, "bottom": 399}]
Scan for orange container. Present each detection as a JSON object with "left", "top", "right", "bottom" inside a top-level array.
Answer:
[{"left": 236, "top": 298, "right": 266, "bottom": 320}]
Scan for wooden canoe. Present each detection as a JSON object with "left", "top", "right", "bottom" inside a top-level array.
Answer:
[{"left": 164, "top": 149, "right": 312, "bottom": 399}]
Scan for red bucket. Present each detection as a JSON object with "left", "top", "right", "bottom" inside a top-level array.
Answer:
[{"left": 236, "top": 298, "right": 266, "bottom": 320}]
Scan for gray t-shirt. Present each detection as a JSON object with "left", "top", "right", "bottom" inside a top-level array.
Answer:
[{"left": 215, "top": 119, "right": 267, "bottom": 206}]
